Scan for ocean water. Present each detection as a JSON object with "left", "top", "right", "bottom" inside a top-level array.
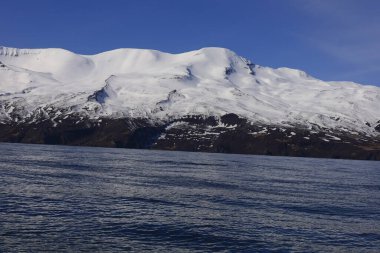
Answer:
[{"left": 0, "top": 143, "right": 379, "bottom": 252}]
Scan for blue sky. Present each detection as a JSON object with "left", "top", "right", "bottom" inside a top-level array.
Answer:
[{"left": 1, "top": 0, "right": 379, "bottom": 86}]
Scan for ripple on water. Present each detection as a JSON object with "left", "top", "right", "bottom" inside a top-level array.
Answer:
[{"left": 0, "top": 143, "right": 379, "bottom": 252}]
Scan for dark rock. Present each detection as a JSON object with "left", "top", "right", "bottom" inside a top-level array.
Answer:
[
  {"left": 0, "top": 113, "right": 379, "bottom": 160},
  {"left": 220, "top": 113, "right": 246, "bottom": 126},
  {"left": 225, "top": 66, "right": 235, "bottom": 76}
]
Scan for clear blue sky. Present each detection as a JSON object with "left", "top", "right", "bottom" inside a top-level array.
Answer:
[{"left": 2, "top": 0, "right": 379, "bottom": 86}]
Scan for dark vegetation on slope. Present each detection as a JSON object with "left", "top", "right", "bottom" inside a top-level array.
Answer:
[{"left": 0, "top": 113, "right": 379, "bottom": 161}]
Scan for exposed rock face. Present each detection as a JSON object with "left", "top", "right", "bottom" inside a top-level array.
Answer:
[
  {"left": 376, "top": 121, "right": 380, "bottom": 133},
  {"left": 1, "top": 113, "right": 379, "bottom": 160}
]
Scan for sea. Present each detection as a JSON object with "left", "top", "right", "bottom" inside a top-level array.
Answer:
[{"left": 0, "top": 142, "right": 379, "bottom": 252}]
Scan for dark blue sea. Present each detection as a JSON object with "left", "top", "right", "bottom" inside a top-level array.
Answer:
[{"left": 0, "top": 143, "right": 379, "bottom": 252}]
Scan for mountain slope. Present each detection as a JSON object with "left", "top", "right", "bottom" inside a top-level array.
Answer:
[{"left": 1, "top": 46, "right": 379, "bottom": 159}]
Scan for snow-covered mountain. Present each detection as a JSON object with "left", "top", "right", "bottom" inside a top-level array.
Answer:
[{"left": 1, "top": 46, "right": 379, "bottom": 159}]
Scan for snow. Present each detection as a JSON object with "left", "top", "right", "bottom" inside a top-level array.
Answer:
[
  {"left": 325, "top": 134, "right": 341, "bottom": 141},
  {"left": 1, "top": 46, "right": 380, "bottom": 135}
]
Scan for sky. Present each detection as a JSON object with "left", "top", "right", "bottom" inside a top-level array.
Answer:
[{"left": 1, "top": 0, "right": 379, "bottom": 86}]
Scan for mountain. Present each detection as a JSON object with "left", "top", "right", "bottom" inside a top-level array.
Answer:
[{"left": 1, "top": 46, "right": 379, "bottom": 160}]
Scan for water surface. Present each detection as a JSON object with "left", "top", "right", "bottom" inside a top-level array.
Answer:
[{"left": 0, "top": 143, "right": 379, "bottom": 252}]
